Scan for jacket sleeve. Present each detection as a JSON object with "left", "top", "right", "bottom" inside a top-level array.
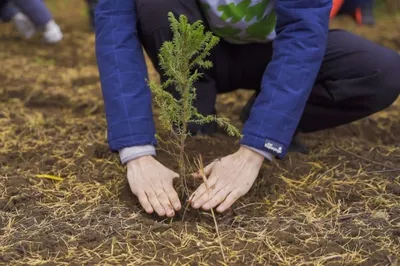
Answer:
[
  {"left": 95, "top": 0, "right": 156, "bottom": 151},
  {"left": 240, "top": 0, "right": 331, "bottom": 158}
]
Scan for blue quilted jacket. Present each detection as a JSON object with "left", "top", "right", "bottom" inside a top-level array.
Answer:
[{"left": 95, "top": 0, "right": 331, "bottom": 158}]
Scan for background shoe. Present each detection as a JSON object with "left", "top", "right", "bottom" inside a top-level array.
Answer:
[
  {"left": 42, "top": 20, "right": 63, "bottom": 44},
  {"left": 12, "top": 12, "right": 36, "bottom": 39}
]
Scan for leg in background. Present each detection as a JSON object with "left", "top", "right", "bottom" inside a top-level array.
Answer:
[
  {"left": 359, "top": 0, "right": 375, "bottom": 26},
  {"left": 330, "top": 0, "right": 345, "bottom": 20},
  {"left": 299, "top": 29, "right": 400, "bottom": 132},
  {"left": 12, "top": 0, "right": 63, "bottom": 43},
  {"left": 1, "top": 2, "right": 36, "bottom": 38},
  {"left": 1, "top": 2, "right": 17, "bottom": 21},
  {"left": 338, "top": 0, "right": 375, "bottom": 26},
  {"left": 12, "top": 0, "right": 51, "bottom": 26},
  {"left": 0, "top": 0, "right": 8, "bottom": 12}
]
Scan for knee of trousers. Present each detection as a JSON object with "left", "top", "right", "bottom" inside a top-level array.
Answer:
[{"left": 371, "top": 50, "right": 400, "bottom": 112}]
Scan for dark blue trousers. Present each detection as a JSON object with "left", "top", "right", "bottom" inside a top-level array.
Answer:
[{"left": 137, "top": 0, "right": 400, "bottom": 133}]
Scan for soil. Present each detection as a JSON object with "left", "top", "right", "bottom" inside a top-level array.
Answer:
[{"left": 0, "top": 2, "right": 399, "bottom": 265}]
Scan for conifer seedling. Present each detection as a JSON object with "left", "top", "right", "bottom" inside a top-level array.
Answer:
[{"left": 148, "top": 13, "right": 241, "bottom": 196}]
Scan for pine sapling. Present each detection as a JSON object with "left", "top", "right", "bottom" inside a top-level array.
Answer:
[{"left": 148, "top": 13, "right": 241, "bottom": 196}]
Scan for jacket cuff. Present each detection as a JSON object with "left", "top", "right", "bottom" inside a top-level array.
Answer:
[
  {"left": 240, "top": 134, "right": 288, "bottom": 159},
  {"left": 109, "top": 133, "right": 157, "bottom": 152},
  {"left": 241, "top": 145, "right": 274, "bottom": 162},
  {"left": 119, "top": 145, "right": 156, "bottom": 164}
]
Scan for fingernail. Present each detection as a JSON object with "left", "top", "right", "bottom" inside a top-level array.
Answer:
[{"left": 192, "top": 202, "right": 199, "bottom": 208}]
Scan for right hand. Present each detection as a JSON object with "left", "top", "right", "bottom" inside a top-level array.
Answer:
[{"left": 127, "top": 156, "right": 181, "bottom": 217}]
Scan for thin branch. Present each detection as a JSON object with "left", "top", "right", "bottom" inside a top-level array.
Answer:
[{"left": 195, "top": 155, "right": 226, "bottom": 262}]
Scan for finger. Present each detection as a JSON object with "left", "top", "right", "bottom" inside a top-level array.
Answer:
[
  {"left": 201, "top": 187, "right": 231, "bottom": 211},
  {"left": 154, "top": 188, "right": 175, "bottom": 217},
  {"left": 193, "top": 181, "right": 223, "bottom": 209},
  {"left": 146, "top": 191, "right": 166, "bottom": 216},
  {"left": 190, "top": 173, "right": 218, "bottom": 206},
  {"left": 164, "top": 183, "right": 181, "bottom": 211},
  {"left": 137, "top": 191, "right": 154, "bottom": 214},
  {"left": 191, "top": 161, "right": 216, "bottom": 178},
  {"left": 216, "top": 189, "right": 242, "bottom": 213}
]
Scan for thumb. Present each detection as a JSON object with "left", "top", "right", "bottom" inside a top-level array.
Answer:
[{"left": 192, "top": 161, "right": 216, "bottom": 178}]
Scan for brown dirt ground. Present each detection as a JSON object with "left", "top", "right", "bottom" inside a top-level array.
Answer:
[{"left": 0, "top": 1, "right": 399, "bottom": 265}]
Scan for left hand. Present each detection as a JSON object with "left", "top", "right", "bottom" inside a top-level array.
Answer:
[{"left": 190, "top": 146, "right": 264, "bottom": 213}]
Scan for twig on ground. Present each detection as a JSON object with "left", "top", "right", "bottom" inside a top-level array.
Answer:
[
  {"left": 365, "top": 168, "right": 400, "bottom": 174},
  {"left": 195, "top": 154, "right": 226, "bottom": 262},
  {"left": 335, "top": 146, "right": 395, "bottom": 170}
]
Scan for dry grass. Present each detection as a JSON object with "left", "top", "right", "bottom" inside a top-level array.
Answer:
[{"left": 0, "top": 1, "right": 399, "bottom": 265}]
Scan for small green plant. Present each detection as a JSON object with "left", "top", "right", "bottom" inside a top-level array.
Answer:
[{"left": 148, "top": 13, "right": 241, "bottom": 196}]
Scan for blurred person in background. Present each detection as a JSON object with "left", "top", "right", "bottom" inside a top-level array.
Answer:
[
  {"left": 0, "top": 0, "right": 63, "bottom": 43},
  {"left": 331, "top": 0, "right": 376, "bottom": 26}
]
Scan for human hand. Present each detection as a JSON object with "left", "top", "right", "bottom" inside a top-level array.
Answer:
[
  {"left": 190, "top": 146, "right": 264, "bottom": 213},
  {"left": 127, "top": 156, "right": 181, "bottom": 217}
]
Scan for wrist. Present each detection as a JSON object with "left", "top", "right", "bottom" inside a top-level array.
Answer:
[
  {"left": 238, "top": 146, "right": 264, "bottom": 165},
  {"left": 126, "top": 154, "right": 154, "bottom": 166},
  {"left": 241, "top": 145, "right": 274, "bottom": 162},
  {"left": 119, "top": 145, "right": 156, "bottom": 164}
]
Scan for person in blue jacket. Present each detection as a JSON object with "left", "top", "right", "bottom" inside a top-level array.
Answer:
[{"left": 95, "top": 0, "right": 400, "bottom": 217}]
